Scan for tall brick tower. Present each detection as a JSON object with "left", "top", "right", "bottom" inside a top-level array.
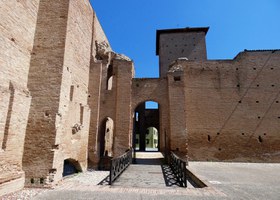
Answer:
[{"left": 156, "top": 27, "right": 209, "bottom": 77}]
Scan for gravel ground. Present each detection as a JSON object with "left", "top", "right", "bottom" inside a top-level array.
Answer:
[
  {"left": 0, "top": 188, "right": 47, "bottom": 200},
  {"left": 0, "top": 170, "right": 109, "bottom": 200}
]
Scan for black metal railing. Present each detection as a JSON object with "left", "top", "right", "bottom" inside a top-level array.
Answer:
[
  {"left": 109, "top": 149, "right": 133, "bottom": 185},
  {"left": 170, "top": 151, "right": 187, "bottom": 187}
]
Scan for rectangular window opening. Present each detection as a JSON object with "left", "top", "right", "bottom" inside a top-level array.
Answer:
[
  {"left": 174, "top": 76, "right": 181, "bottom": 81},
  {"left": 80, "top": 104, "right": 84, "bottom": 125},
  {"left": 70, "top": 85, "right": 74, "bottom": 101}
]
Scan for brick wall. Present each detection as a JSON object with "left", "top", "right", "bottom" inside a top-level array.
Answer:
[
  {"left": 158, "top": 30, "right": 207, "bottom": 77},
  {"left": 51, "top": 0, "right": 93, "bottom": 183},
  {"left": 167, "top": 71, "right": 188, "bottom": 154},
  {"left": 184, "top": 50, "right": 280, "bottom": 162},
  {"left": 131, "top": 78, "right": 169, "bottom": 153},
  {"left": 22, "top": 0, "right": 71, "bottom": 186},
  {"left": 114, "top": 59, "right": 134, "bottom": 156},
  {"left": 0, "top": 0, "right": 38, "bottom": 195}
]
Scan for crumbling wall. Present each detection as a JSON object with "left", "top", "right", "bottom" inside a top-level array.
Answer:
[
  {"left": 51, "top": 0, "right": 93, "bottom": 182},
  {"left": 87, "top": 12, "right": 113, "bottom": 168},
  {"left": 0, "top": 0, "right": 39, "bottom": 195},
  {"left": 184, "top": 50, "right": 280, "bottom": 162},
  {"left": 22, "top": 0, "right": 72, "bottom": 187}
]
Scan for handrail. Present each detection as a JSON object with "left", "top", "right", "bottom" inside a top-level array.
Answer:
[
  {"left": 170, "top": 151, "right": 187, "bottom": 187},
  {"left": 109, "top": 149, "right": 133, "bottom": 185}
]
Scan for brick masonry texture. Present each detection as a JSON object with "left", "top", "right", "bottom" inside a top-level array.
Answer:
[{"left": 1, "top": 0, "right": 280, "bottom": 196}]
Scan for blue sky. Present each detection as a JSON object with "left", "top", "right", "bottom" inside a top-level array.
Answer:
[{"left": 90, "top": 0, "right": 280, "bottom": 78}]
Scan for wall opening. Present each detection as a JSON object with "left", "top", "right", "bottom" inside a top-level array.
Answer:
[
  {"left": 258, "top": 136, "right": 263, "bottom": 143},
  {"left": 106, "top": 65, "right": 113, "bottom": 90},
  {"left": 133, "top": 101, "right": 160, "bottom": 152},
  {"left": 99, "top": 117, "right": 114, "bottom": 157},
  {"left": 174, "top": 76, "right": 181, "bottom": 81},
  {"left": 62, "top": 159, "right": 82, "bottom": 177},
  {"left": 207, "top": 135, "right": 211, "bottom": 142},
  {"left": 80, "top": 104, "right": 84, "bottom": 125},
  {"left": 70, "top": 85, "right": 74, "bottom": 101}
]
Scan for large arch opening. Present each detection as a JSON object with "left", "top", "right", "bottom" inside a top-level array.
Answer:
[{"left": 133, "top": 101, "right": 159, "bottom": 152}]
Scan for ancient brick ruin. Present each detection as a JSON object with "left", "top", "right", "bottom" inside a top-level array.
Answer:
[{"left": 1, "top": 0, "right": 280, "bottom": 196}]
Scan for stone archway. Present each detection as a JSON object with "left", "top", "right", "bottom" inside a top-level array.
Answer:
[
  {"left": 132, "top": 78, "right": 170, "bottom": 155},
  {"left": 133, "top": 101, "right": 160, "bottom": 152}
]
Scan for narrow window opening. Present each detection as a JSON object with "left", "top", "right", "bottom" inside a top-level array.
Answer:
[
  {"left": 135, "top": 112, "right": 139, "bottom": 122},
  {"left": 44, "top": 111, "right": 50, "bottom": 117},
  {"left": 106, "top": 65, "right": 113, "bottom": 90},
  {"left": 80, "top": 104, "right": 84, "bottom": 125},
  {"left": 217, "top": 132, "right": 220, "bottom": 135},
  {"left": 31, "top": 178, "right": 34, "bottom": 184},
  {"left": 174, "top": 76, "right": 181, "bottom": 81},
  {"left": 70, "top": 85, "right": 74, "bottom": 101},
  {"left": 258, "top": 136, "right": 263, "bottom": 143},
  {"left": 40, "top": 178, "right": 44, "bottom": 184},
  {"left": 207, "top": 135, "right": 211, "bottom": 142}
]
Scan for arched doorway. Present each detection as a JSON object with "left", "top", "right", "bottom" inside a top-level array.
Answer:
[
  {"left": 98, "top": 117, "right": 114, "bottom": 170},
  {"left": 99, "top": 117, "right": 114, "bottom": 157},
  {"left": 133, "top": 101, "right": 159, "bottom": 152}
]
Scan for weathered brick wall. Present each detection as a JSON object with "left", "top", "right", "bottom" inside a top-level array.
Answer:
[
  {"left": 88, "top": 61, "right": 103, "bottom": 167},
  {"left": 114, "top": 59, "right": 134, "bottom": 156},
  {"left": 22, "top": 0, "right": 71, "bottom": 187},
  {"left": 167, "top": 71, "right": 188, "bottom": 155},
  {"left": 0, "top": 0, "right": 38, "bottom": 195},
  {"left": 184, "top": 50, "right": 280, "bottom": 162},
  {"left": 88, "top": 12, "right": 112, "bottom": 167},
  {"left": 51, "top": 0, "right": 93, "bottom": 183},
  {"left": 158, "top": 31, "right": 207, "bottom": 77},
  {"left": 132, "top": 78, "right": 169, "bottom": 153}
]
